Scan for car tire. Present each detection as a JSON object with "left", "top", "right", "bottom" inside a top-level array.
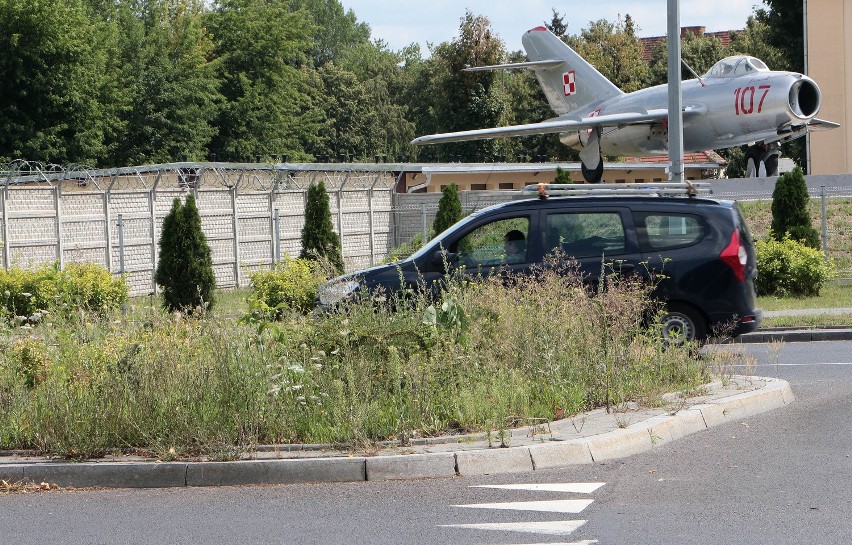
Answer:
[{"left": 659, "top": 303, "right": 706, "bottom": 343}]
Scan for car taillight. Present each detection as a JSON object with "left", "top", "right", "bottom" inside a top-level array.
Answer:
[{"left": 720, "top": 229, "right": 747, "bottom": 282}]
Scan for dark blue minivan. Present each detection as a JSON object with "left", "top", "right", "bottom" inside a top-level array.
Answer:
[{"left": 318, "top": 189, "right": 762, "bottom": 342}]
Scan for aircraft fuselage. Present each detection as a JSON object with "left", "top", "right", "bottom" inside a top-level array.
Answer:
[{"left": 569, "top": 71, "right": 821, "bottom": 156}]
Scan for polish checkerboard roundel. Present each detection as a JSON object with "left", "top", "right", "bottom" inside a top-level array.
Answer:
[{"left": 563, "top": 70, "right": 576, "bottom": 96}]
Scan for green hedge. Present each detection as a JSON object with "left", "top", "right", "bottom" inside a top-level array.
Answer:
[
  {"left": 0, "top": 262, "right": 128, "bottom": 321},
  {"left": 756, "top": 235, "right": 834, "bottom": 297},
  {"left": 247, "top": 257, "right": 327, "bottom": 319}
]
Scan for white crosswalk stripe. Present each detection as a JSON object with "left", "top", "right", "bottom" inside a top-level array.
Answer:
[
  {"left": 445, "top": 482, "right": 604, "bottom": 543},
  {"left": 464, "top": 542, "right": 598, "bottom": 545},
  {"left": 455, "top": 499, "right": 594, "bottom": 513},
  {"left": 470, "top": 482, "right": 605, "bottom": 494},
  {"left": 441, "top": 520, "right": 587, "bottom": 535}
]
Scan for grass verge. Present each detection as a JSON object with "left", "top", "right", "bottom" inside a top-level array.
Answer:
[
  {"left": 756, "top": 281, "right": 852, "bottom": 312},
  {"left": 0, "top": 264, "right": 711, "bottom": 460}
]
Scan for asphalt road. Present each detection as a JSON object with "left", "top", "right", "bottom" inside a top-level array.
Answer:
[{"left": 1, "top": 340, "right": 850, "bottom": 545}]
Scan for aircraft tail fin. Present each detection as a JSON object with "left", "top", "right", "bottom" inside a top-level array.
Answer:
[{"left": 521, "top": 27, "right": 623, "bottom": 115}]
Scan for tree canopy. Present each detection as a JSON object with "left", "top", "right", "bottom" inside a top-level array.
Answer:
[{"left": 2, "top": 2, "right": 783, "bottom": 168}]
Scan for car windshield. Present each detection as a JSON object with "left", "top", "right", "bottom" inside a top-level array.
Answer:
[{"left": 404, "top": 205, "right": 506, "bottom": 262}]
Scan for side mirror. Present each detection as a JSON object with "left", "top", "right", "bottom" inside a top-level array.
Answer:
[{"left": 430, "top": 250, "right": 458, "bottom": 271}]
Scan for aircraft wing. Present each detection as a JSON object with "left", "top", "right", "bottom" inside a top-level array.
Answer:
[{"left": 412, "top": 109, "right": 669, "bottom": 146}]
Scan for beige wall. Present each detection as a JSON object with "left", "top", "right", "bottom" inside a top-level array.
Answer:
[
  {"left": 402, "top": 166, "right": 712, "bottom": 193},
  {"left": 808, "top": 0, "right": 851, "bottom": 174}
]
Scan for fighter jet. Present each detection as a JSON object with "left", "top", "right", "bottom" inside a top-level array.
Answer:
[{"left": 411, "top": 26, "right": 838, "bottom": 182}]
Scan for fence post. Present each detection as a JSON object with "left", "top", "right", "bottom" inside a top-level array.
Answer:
[
  {"left": 268, "top": 191, "right": 275, "bottom": 268},
  {"left": 367, "top": 187, "right": 375, "bottom": 266},
  {"left": 273, "top": 208, "right": 281, "bottom": 264},
  {"left": 117, "top": 213, "right": 127, "bottom": 316},
  {"left": 103, "top": 191, "right": 113, "bottom": 272},
  {"left": 54, "top": 185, "right": 63, "bottom": 267},
  {"left": 821, "top": 185, "right": 828, "bottom": 260},
  {"left": 117, "top": 213, "right": 126, "bottom": 275},
  {"left": 230, "top": 186, "right": 242, "bottom": 288},
  {"left": 335, "top": 188, "right": 344, "bottom": 264},
  {"left": 149, "top": 190, "right": 157, "bottom": 294},
  {"left": 421, "top": 202, "right": 428, "bottom": 243},
  {"left": 1, "top": 186, "right": 8, "bottom": 269}
]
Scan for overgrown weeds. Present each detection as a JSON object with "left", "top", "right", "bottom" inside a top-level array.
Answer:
[{"left": 0, "top": 262, "right": 708, "bottom": 459}]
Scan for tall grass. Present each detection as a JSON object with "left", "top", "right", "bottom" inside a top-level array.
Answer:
[{"left": 0, "top": 265, "right": 707, "bottom": 459}]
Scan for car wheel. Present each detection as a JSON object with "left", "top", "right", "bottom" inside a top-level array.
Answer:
[{"left": 659, "top": 304, "right": 706, "bottom": 343}]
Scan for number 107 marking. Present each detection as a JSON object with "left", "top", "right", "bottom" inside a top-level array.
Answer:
[{"left": 735, "top": 85, "right": 771, "bottom": 115}]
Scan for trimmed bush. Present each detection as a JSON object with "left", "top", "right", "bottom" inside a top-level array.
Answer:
[
  {"left": 56, "top": 262, "right": 129, "bottom": 314},
  {"left": 384, "top": 232, "right": 424, "bottom": 263},
  {"left": 771, "top": 167, "right": 820, "bottom": 249},
  {"left": 248, "top": 257, "right": 326, "bottom": 319},
  {"left": 155, "top": 195, "right": 216, "bottom": 313},
  {"left": 0, "top": 262, "right": 127, "bottom": 321},
  {"left": 756, "top": 235, "right": 833, "bottom": 297},
  {"left": 300, "top": 181, "right": 344, "bottom": 275},
  {"left": 0, "top": 263, "right": 60, "bottom": 320}
]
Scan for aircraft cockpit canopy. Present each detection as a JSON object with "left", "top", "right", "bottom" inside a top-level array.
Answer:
[{"left": 705, "top": 56, "right": 769, "bottom": 78}]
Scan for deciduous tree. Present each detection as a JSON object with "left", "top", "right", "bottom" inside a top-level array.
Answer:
[
  {"left": 205, "top": 0, "right": 322, "bottom": 161},
  {"left": 119, "top": 0, "right": 221, "bottom": 164},
  {"left": 411, "top": 11, "right": 506, "bottom": 162},
  {"left": 0, "top": 0, "right": 123, "bottom": 164},
  {"left": 567, "top": 16, "right": 648, "bottom": 93}
]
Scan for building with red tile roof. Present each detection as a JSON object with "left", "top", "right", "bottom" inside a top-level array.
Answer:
[{"left": 639, "top": 26, "right": 738, "bottom": 63}]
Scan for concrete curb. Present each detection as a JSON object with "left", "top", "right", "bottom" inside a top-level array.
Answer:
[
  {"left": 366, "top": 453, "right": 456, "bottom": 482},
  {"left": 736, "top": 328, "right": 852, "bottom": 343},
  {"left": 0, "top": 377, "right": 794, "bottom": 489}
]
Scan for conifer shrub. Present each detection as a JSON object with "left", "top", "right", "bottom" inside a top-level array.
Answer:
[
  {"left": 432, "top": 183, "right": 463, "bottom": 236},
  {"left": 755, "top": 234, "right": 833, "bottom": 297},
  {"left": 155, "top": 195, "right": 216, "bottom": 313},
  {"left": 300, "top": 181, "right": 344, "bottom": 275},
  {"left": 770, "top": 167, "right": 820, "bottom": 249},
  {"left": 554, "top": 166, "right": 572, "bottom": 184}
]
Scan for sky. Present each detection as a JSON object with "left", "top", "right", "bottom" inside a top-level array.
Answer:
[{"left": 338, "top": 0, "right": 761, "bottom": 54}]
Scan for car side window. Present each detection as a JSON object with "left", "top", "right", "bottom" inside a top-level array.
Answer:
[
  {"left": 640, "top": 213, "right": 704, "bottom": 250},
  {"left": 546, "top": 212, "right": 626, "bottom": 258},
  {"left": 454, "top": 217, "right": 530, "bottom": 267}
]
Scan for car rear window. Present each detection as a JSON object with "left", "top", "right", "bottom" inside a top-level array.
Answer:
[
  {"left": 546, "top": 212, "right": 627, "bottom": 257},
  {"left": 639, "top": 213, "right": 704, "bottom": 250}
]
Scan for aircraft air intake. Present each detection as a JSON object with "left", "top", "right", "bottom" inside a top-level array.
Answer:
[{"left": 789, "top": 77, "right": 821, "bottom": 119}]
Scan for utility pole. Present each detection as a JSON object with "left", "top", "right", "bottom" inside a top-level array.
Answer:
[{"left": 667, "top": 0, "right": 684, "bottom": 182}]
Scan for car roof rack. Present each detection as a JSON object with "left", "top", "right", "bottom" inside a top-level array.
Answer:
[{"left": 522, "top": 182, "right": 713, "bottom": 199}]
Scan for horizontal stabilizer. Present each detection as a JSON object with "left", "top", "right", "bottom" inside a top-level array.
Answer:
[
  {"left": 463, "top": 60, "right": 565, "bottom": 72},
  {"left": 412, "top": 110, "right": 668, "bottom": 146},
  {"left": 809, "top": 118, "right": 841, "bottom": 130}
]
